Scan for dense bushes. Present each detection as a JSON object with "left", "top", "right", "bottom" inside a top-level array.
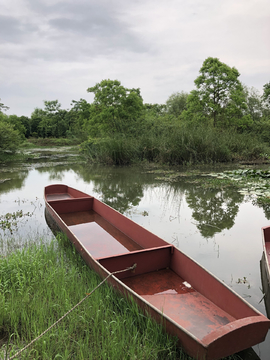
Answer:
[{"left": 0, "top": 119, "right": 22, "bottom": 153}]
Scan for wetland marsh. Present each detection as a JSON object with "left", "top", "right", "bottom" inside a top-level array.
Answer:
[{"left": 1, "top": 147, "right": 270, "bottom": 359}]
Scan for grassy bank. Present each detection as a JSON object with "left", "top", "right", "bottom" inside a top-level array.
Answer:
[
  {"left": 0, "top": 151, "right": 28, "bottom": 164},
  {"left": 80, "top": 124, "right": 270, "bottom": 166},
  {"left": 0, "top": 138, "right": 81, "bottom": 164},
  {"left": 0, "top": 234, "right": 253, "bottom": 359},
  {"left": 22, "top": 137, "right": 81, "bottom": 148},
  {"left": 0, "top": 235, "right": 190, "bottom": 360}
]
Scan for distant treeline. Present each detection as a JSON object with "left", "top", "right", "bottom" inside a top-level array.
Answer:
[{"left": 1, "top": 57, "right": 270, "bottom": 164}]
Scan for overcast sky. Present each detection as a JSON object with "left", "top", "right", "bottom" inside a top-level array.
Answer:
[{"left": 1, "top": 0, "right": 269, "bottom": 117}]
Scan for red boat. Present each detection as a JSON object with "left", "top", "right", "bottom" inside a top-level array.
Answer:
[
  {"left": 44, "top": 184, "right": 270, "bottom": 360},
  {"left": 261, "top": 226, "right": 270, "bottom": 318}
]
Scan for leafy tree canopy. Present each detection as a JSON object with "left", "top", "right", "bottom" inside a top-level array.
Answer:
[
  {"left": 6, "top": 115, "right": 26, "bottom": 139},
  {"left": 30, "top": 100, "right": 70, "bottom": 138},
  {"left": 144, "top": 103, "right": 166, "bottom": 115},
  {"left": 263, "top": 82, "right": 270, "bottom": 107},
  {"left": 183, "top": 57, "right": 251, "bottom": 129},
  {"left": 0, "top": 113, "right": 22, "bottom": 152},
  {"left": 70, "top": 99, "right": 91, "bottom": 114},
  {"left": 243, "top": 86, "right": 264, "bottom": 122},
  {"left": 166, "top": 91, "right": 189, "bottom": 117},
  {"left": 0, "top": 98, "right": 9, "bottom": 113},
  {"left": 44, "top": 100, "right": 61, "bottom": 114},
  {"left": 86, "top": 79, "right": 144, "bottom": 136}
]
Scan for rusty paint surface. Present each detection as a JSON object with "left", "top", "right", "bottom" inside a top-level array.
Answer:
[
  {"left": 123, "top": 268, "right": 235, "bottom": 340},
  {"left": 60, "top": 210, "right": 143, "bottom": 258}
]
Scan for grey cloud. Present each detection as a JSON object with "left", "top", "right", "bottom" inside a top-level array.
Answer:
[
  {"left": 48, "top": 17, "right": 148, "bottom": 55},
  {"left": 18, "top": 0, "right": 150, "bottom": 60},
  {"left": 0, "top": 15, "right": 38, "bottom": 44}
]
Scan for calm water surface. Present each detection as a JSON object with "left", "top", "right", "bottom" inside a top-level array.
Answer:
[{"left": 0, "top": 148, "right": 270, "bottom": 359}]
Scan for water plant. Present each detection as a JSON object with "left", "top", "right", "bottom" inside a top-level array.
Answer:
[
  {"left": 0, "top": 210, "right": 33, "bottom": 234},
  {"left": 208, "top": 169, "right": 270, "bottom": 200}
]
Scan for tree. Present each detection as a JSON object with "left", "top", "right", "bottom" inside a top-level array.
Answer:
[
  {"left": 0, "top": 98, "right": 9, "bottom": 113},
  {"left": 31, "top": 108, "right": 46, "bottom": 137},
  {"left": 43, "top": 100, "right": 67, "bottom": 137},
  {"left": 166, "top": 91, "right": 189, "bottom": 117},
  {"left": 263, "top": 82, "right": 270, "bottom": 108},
  {"left": 144, "top": 103, "right": 166, "bottom": 114},
  {"left": 19, "top": 116, "right": 31, "bottom": 138},
  {"left": 44, "top": 100, "right": 61, "bottom": 114},
  {"left": 69, "top": 99, "right": 91, "bottom": 140},
  {"left": 86, "top": 79, "right": 144, "bottom": 136},
  {"left": 243, "top": 86, "right": 264, "bottom": 122},
  {"left": 6, "top": 115, "right": 26, "bottom": 139},
  {"left": 0, "top": 113, "right": 22, "bottom": 152},
  {"left": 183, "top": 57, "right": 250, "bottom": 128},
  {"left": 30, "top": 100, "right": 70, "bottom": 138}
]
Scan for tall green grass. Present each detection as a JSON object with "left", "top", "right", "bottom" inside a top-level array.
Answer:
[
  {"left": 0, "top": 235, "right": 190, "bottom": 360},
  {"left": 80, "top": 137, "right": 139, "bottom": 165},
  {"left": 80, "top": 124, "right": 269, "bottom": 165},
  {"left": 0, "top": 234, "right": 248, "bottom": 359}
]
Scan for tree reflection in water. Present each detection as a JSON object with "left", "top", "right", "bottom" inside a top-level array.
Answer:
[{"left": 185, "top": 186, "right": 244, "bottom": 238}]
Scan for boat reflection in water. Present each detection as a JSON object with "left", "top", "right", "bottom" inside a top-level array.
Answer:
[{"left": 44, "top": 184, "right": 270, "bottom": 360}]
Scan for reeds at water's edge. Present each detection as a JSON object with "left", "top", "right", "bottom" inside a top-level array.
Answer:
[{"left": 81, "top": 124, "right": 269, "bottom": 165}]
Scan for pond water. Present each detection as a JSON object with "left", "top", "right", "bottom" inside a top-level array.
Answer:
[{"left": 0, "top": 148, "right": 270, "bottom": 359}]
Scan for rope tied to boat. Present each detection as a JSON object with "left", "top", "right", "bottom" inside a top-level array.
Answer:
[{"left": 7, "top": 263, "right": 137, "bottom": 360}]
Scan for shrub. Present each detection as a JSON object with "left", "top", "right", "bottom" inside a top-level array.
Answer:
[{"left": 0, "top": 121, "right": 22, "bottom": 153}]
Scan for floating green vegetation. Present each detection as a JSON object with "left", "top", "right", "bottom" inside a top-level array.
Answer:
[
  {"left": 188, "top": 176, "right": 235, "bottom": 190},
  {"left": 207, "top": 169, "right": 270, "bottom": 202},
  {"left": 230, "top": 169, "right": 270, "bottom": 179},
  {"left": 209, "top": 168, "right": 270, "bottom": 180},
  {"left": 145, "top": 168, "right": 203, "bottom": 182},
  {"left": 202, "top": 169, "right": 270, "bottom": 221},
  {"left": 0, "top": 210, "right": 33, "bottom": 234},
  {"left": 236, "top": 277, "right": 251, "bottom": 289},
  {"left": 155, "top": 173, "right": 193, "bottom": 182}
]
